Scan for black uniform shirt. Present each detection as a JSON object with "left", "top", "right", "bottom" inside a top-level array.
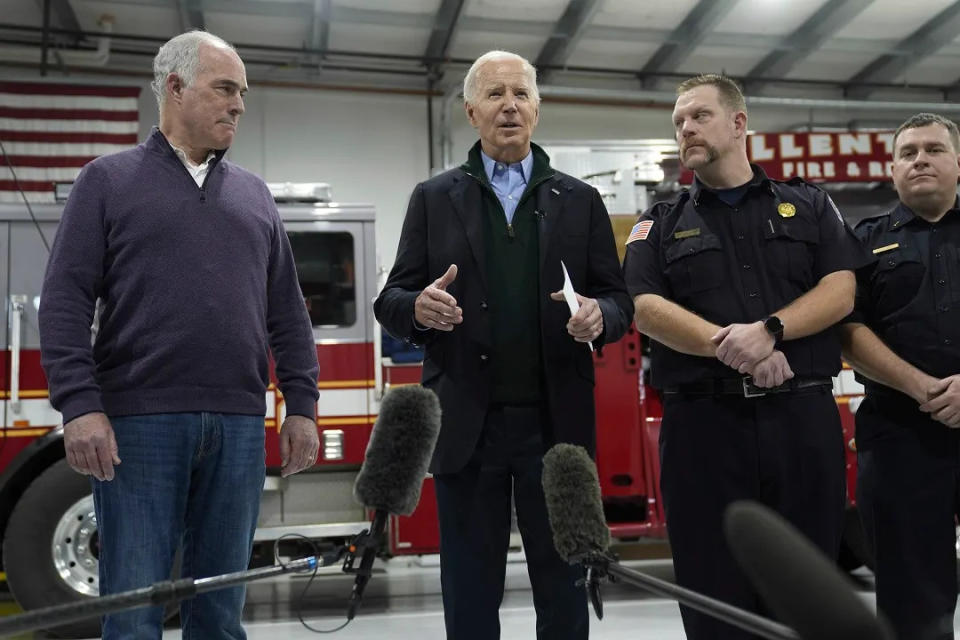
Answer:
[
  {"left": 849, "top": 199, "right": 960, "bottom": 389},
  {"left": 623, "top": 164, "right": 870, "bottom": 388}
]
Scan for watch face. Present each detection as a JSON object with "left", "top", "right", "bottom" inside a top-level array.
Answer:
[{"left": 765, "top": 316, "right": 783, "bottom": 334}]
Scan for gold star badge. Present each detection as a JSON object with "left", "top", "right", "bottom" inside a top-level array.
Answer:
[{"left": 777, "top": 203, "right": 796, "bottom": 218}]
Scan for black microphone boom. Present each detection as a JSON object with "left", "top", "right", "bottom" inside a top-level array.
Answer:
[
  {"left": 0, "top": 556, "right": 327, "bottom": 639},
  {"left": 346, "top": 384, "right": 441, "bottom": 619},
  {"left": 724, "top": 501, "right": 894, "bottom": 640},
  {"left": 0, "top": 387, "right": 443, "bottom": 636},
  {"left": 542, "top": 444, "right": 799, "bottom": 640}
]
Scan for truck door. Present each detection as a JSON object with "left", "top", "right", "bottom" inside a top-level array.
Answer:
[
  {"left": 2, "top": 208, "right": 60, "bottom": 445},
  {"left": 254, "top": 214, "right": 376, "bottom": 542},
  {"left": 284, "top": 219, "right": 374, "bottom": 466}
]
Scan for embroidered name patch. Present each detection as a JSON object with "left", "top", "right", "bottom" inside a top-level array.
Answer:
[
  {"left": 626, "top": 220, "right": 654, "bottom": 244},
  {"left": 673, "top": 228, "right": 701, "bottom": 240}
]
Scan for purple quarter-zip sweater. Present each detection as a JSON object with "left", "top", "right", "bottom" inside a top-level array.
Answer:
[{"left": 39, "top": 129, "right": 319, "bottom": 424}]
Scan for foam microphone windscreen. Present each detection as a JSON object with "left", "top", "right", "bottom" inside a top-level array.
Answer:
[
  {"left": 353, "top": 385, "right": 441, "bottom": 516},
  {"left": 542, "top": 443, "right": 611, "bottom": 562},
  {"left": 724, "top": 500, "right": 894, "bottom": 640}
]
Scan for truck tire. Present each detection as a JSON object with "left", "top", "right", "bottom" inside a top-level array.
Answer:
[
  {"left": 3, "top": 459, "right": 101, "bottom": 638},
  {"left": 838, "top": 505, "right": 873, "bottom": 573}
]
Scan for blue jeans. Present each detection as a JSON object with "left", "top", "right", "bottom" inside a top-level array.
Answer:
[{"left": 92, "top": 413, "right": 266, "bottom": 640}]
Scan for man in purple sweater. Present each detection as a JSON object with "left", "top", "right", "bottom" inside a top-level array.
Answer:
[{"left": 38, "top": 30, "right": 320, "bottom": 639}]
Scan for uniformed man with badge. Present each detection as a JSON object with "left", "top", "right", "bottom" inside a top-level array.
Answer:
[
  {"left": 840, "top": 113, "right": 960, "bottom": 640},
  {"left": 622, "top": 74, "right": 870, "bottom": 640}
]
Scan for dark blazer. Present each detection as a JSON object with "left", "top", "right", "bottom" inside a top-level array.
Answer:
[{"left": 374, "top": 144, "right": 632, "bottom": 475}]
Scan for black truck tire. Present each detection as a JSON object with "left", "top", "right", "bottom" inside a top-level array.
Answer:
[{"left": 3, "top": 459, "right": 101, "bottom": 638}]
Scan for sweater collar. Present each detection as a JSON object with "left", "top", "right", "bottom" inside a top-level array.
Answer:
[
  {"left": 147, "top": 127, "right": 229, "bottom": 165},
  {"left": 461, "top": 140, "right": 555, "bottom": 186}
]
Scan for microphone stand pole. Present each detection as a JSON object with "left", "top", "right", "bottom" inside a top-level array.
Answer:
[
  {"left": 579, "top": 554, "right": 799, "bottom": 640},
  {"left": 0, "top": 552, "right": 340, "bottom": 639}
]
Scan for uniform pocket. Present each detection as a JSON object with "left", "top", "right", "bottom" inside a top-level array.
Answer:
[
  {"left": 763, "top": 218, "right": 819, "bottom": 285},
  {"left": 664, "top": 233, "right": 724, "bottom": 298},
  {"left": 870, "top": 244, "right": 924, "bottom": 314}
]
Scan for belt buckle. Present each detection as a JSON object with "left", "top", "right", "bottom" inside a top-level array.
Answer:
[{"left": 742, "top": 376, "right": 766, "bottom": 398}]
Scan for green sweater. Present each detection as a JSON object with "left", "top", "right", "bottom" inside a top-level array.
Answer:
[{"left": 461, "top": 142, "right": 556, "bottom": 404}]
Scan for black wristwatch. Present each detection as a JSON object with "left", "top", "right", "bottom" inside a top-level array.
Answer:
[{"left": 763, "top": 315, "right": 784, "bottom": 343}]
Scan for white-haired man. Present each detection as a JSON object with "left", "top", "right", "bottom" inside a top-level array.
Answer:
[
  {"left": 39, "top": 30, "right": 320, "bottom": 638},
  {"left": 375, "top": 50, "right": 632, "bottom": 639}
]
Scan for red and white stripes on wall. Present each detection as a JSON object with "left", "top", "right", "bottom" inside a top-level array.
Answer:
[{"left": 0, "top": 81, "right": 140, "bottom": 203}]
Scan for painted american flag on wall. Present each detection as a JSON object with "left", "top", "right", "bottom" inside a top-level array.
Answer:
[{"left": 0, "top": 81, "right": 140, "bottom": 203}]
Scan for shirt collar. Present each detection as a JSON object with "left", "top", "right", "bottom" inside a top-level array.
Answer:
[
  {"left": 689, "top": 163, "right": 773, "bottom": 206},
  {"left": 480, "top": 149, "right": 533, "bottom": 184},
  {"left": 168, "top": 141, "right": 216, "bottom": 169},
  {"left": 889, "top": 197, "right": 960, "bottom": 229}
]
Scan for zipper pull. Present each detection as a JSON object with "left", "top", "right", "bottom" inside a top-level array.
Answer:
[{"left": 507, "top": 224, "right": 514, "bottom": 239}]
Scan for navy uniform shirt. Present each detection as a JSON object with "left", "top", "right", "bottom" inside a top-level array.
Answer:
[
  {"left": 623, "top": 164, "right": 870, "bottom": 388},
  {"left": 848, "top": 200, "right": 960, "bottom": 398}
]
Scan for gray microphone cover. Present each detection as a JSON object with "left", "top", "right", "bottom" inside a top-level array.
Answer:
[
  {"left": 724, "top": 500, "right": 894, "bottom": 640},
  {"left": 353, "top": 385, "right": 441, "bottom": 516},
  {"left": 542, "top": 443, "right": 611, "bottom": 562}
]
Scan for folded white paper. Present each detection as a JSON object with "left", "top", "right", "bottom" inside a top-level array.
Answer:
[{"left": 561, "top": 260, "right": 593, "bottom": 352}]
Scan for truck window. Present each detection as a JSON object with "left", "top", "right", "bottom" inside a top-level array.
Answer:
[{"left": 287, "top": 231, "right": 356, "bottom": 328}]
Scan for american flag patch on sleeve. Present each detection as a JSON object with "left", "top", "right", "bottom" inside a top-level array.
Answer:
[{"left": 626, "top": 220, "right": 654, "bottom": 245}]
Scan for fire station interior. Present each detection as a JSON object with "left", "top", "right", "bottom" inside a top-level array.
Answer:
[{"left": 2, "top": 0, "right": 960, "bottom": 638}]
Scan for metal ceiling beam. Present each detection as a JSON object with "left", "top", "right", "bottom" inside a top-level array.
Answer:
[
  {"left": 4, "top": 21, "right": 956, "bottom": 91},
  {"left": 535, "top": 0, "right": 602, "bottom": 83},
  {"left": 48, "top": 0, "right": 83, "bottom": 41},
  {"left": 846, "top": 0, "right": 960, "bottom": 99},
  {"left": 640, "top": 0, "right": 737, "bottom": 75},
  {"left": 7, "top": 21, "right": 960, "bottom": 105},
  {"left": 310, "top": 0, "right": 329, "bottom": 53},
  {"left": 202, "top": 0, "right": 316, "bottom": 19},
  {"left": 177, "top": 0, "right": 204, "bottom": 31},
  {"left": 423, "top": 0, "right": 465, "bottom": 71},
  {"left": 746, "top": 0, "right": 873, "bottom": 82},
  {"left": 58, "top": 1, "right": 960, "bottom": 58}
]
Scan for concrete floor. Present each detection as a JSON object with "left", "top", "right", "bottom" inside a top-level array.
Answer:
[
  {"left": 4, "top": 546, "right": 959, "bottom": 639},
  {"left": 214, "top": 552, "right": 701, "bottom": 640}
]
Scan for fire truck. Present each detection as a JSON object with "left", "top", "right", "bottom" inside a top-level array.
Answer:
[{"left": 0, "top": 170, "right": 873, "bottom": 637}]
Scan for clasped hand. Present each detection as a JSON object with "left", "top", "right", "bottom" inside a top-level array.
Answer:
[
  {"left": 920, "top": 375, "right": 960, "bottom": 428},
  {"left": 712, "top": 321, "right": 793, "bottom": 388}
]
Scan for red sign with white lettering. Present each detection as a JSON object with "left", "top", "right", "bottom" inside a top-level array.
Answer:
[
  {"left": 678, "top": 131, "right": 895, "bottom": 184},
  {"left": 747, "top": 131, "right": 894, "bottom": 182}
]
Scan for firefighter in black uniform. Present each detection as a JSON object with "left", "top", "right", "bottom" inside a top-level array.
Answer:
[
  {"left": 622, "top": 74, "right": 870, "bottom": 640},
  {"left": 841, "top": 113, "right": 960, "bottom": 640}
]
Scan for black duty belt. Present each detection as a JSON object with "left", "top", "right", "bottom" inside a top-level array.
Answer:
[{"left": 663, "top": 376, "right": 833, "bottom": 398}]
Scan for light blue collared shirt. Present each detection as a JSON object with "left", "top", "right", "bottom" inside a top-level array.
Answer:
[{"left": 481, "top": 149, "right": 533, "bottom": 224}]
